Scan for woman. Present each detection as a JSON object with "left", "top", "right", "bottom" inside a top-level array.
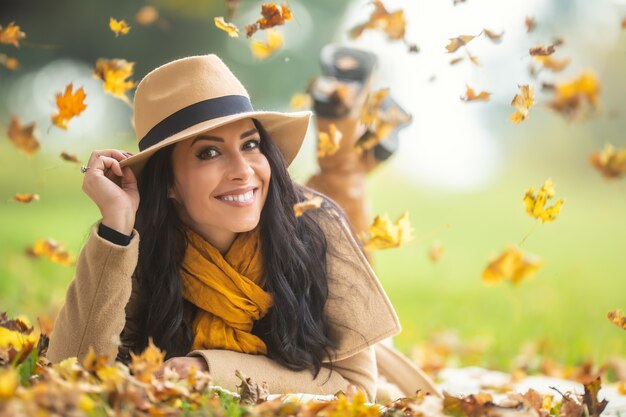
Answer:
[{"left": 47, "top": 54, "right": 438, "bottom": 402}]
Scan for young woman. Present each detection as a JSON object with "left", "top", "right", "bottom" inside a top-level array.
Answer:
[{"left": 47, "top": 54, "right": 438, "bottom": 402}]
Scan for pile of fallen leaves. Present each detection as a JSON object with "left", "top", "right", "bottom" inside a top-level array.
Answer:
[{"left": 0, "top": 312, "right": 618, "bottom": 417}]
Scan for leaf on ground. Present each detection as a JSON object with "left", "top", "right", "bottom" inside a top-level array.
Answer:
[
  {"left": 236, "top": 370, "right": 269, "bottom": 405},
  {"left": 130, "top": 338, "right": 164, "bottom": 384},
  {"left": 582, "top": 376, "right": 609, "bottom": 417}
]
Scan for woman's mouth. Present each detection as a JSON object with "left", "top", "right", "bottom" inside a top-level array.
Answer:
[{"left": 215, "top": 188, "right": 257, "bottom": 207}]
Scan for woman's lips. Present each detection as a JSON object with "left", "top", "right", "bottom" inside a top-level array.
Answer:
[{"left": 215, "top": 188, "right": 257, "bottom": 207}]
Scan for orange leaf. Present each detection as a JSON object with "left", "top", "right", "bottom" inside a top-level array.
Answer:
[
  {"left": 450, "top": 57, "right": 464, "bottom": 65},
  {"left": 0, "top": 53, "right": 19, "bottom": 70},
  {"left": 93, "top": 58, "right": 136, "bottom": 103},
  {"left": 509, "top": 84, "right": 534, "bottom": 124},
  {"left": 214, "top": 17, "right": 239, "bottom": 37},
  {"left": 483, "top": 28, "right": 504, "bottom": 42},
  {"left": 545, "top": 70, "right": 600, "bottom": 121},
  {"left": 60, "top": 152, "right": 80, "bottom": 163},
  {"left": 461, "top": 86, "right": 490, "bottom": 102},
  {"left": 349, "top": 0, "right": 407, "bottom": 41},
  {"left": 11, "top": 193, "right": 39, "bottom": 204},
  {"left": 7, "top": 116, "right": 40, "bottom": 156},
  {"left": 25, "top": 238, "right": 74, "bottom": 266},
  {"left": 0, "top": 22, "right": 26, "bottom": 47},
  {"left": 589, "top": 144, "right": 626, "bottom": 179},
  {"left": 533, "top": 55, "right": 570, "bottom": 72},
  {"left": 428, "top": 241, "right": 445, "bottom": 262},
  {"left": 130, "top": 338, "right": 164, "bottom": 384},
  {"left": 445, "top": 34, "right": 475, "bottom": 53},
  {"left": 525, "top": 16, "right": 536, "bottom": 33},
  {"left": 293, "top": 195, "right": 324, "bottom": 217},
  {"left": 51, "top": 83, "right": 87, "bottom": 130},
  {"left": 136, "top": 6, "right": 159, "bottom": 26},
  {"left": 246, "top": 3, "right": 292, "bottom": 38},
  {"left": 482, "top": 245, "right": 542, "bottom": 286},
  {"left": 607, "top": 310, "right": 626, "bottom": 330},
  {"left": 109, "top": 17, "right": 131, "bottom": 37}
]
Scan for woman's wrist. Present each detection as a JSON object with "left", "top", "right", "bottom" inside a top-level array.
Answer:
[{"left": 101, "top": 214, "right": 135, "bottom": 236}]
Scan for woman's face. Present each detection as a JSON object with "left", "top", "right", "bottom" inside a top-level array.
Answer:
[{"left": 168, "top": 118, "right": 271, "bottom": 251}]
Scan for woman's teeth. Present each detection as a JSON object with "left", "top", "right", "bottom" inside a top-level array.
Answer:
[{"left": 219, "top": 190, "right": 254, "bottom": 202}]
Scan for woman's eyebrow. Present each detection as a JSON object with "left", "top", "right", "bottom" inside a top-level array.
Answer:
[{"left": 190, "top": 128, "right": 259, "bottom": 146}]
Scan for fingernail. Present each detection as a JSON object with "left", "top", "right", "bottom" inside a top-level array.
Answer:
[{"left": 123, "top": 152, "right": 133, "bottom": 157}]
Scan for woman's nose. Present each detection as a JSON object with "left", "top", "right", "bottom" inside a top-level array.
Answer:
[{"left": 227, "top": 152, "right": 255, "bottom": 181}]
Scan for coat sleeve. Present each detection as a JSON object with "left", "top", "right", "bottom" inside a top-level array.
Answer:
[
  {"left": 46, "top": 223, "right": 140, "bottom": 364},
  {"left": 187, "top": 345, "right": 377, "bottom": 401}
]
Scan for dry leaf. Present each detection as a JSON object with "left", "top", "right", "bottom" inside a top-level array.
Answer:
[
  {"left": 483, "top": 29, "right": 504, "bottom": 42},
  {"left": 60, "top": 152, "right": 80, "bottom": 163},
  {"left": 293, "top": 195, "right": 324, "bottom": 217},
  {"left": 317, "top": 123, "right": 343, "bottom": 157},
  {"left": 236, "top": 370, "right": 269, "bottom": 405},
  {"left": 523, "top": 178, "right": 564, "bottom": 223},
  {"left": 445, "top": 34, "right": 476, "bottom": 53},
  {"left": 349, "top": 0, "right": 407, "bottom": 41},
  {"left": 130, "top": 338, "right": 164, "bottom": 384},
  {"left": 136, "top": 6, "right": 159, "bottom": 26},
  {"left": 246, "top": 3, "right": 292, "bottom": 38},
  {"left": 250, "top": 29, "right": 283, "bottom": 59},
  {"left": 0, "top": 53, "right": 18, "bottom": 70},
  {"left": 7, "top": 116, "right": 40, "bottom": 156},
  {"left": 51, "top": 83, "right": 87, "bottom": 130},
  {"left": 109, "top": 18, "right": 131, "bottom": 37},
  {"left": 467, "top": 51, "right": 480, "bottom": 66},
  {"left": 0, "top": 22, "right": 26, "bottom": 47},
  {"left": 529, "top": 44, "right": 557, "bottom": 56},
  {"left": 428, "top": 241, "right": 445, "bottom": 262},
  {"left": 525, "top": 16, "right": 536, "bottom": 33},
  {"left": 582, "top": 377, "right": 609, "bottom": 417},
  {"left": 11, "top": 193, "right": 39, "bottom": 204},
  {"left": 290, "top": 93, "right": 312, "bottom": 110},
  {"left": 482, "top": 245, "right": 542, "bottom": 286},
  {"left": 607, "top": 310, "right": 626, "bottom": 330},
  {"left": 545, "top": 71, "right": 600, "bottom": 121},
  {"left": 589, "top": 144, "right": 626, "bottom": 179},
  {"left": 532, "top": 55, "right": 570, "bottom": 72},
  {"left": 461, "top": 86, "right": 491, "bottom": 102},
  {"left": 93, "top": 58, "right": 136, "bottom": 103},
  {"left": 450, "top": 57, "right": 464, "bottom": 65},
  {"left": 361, "top": 212, "right": 414, "bottom": 251},
  {"left": 25, "top": 239, "right": 74, "bottom": 266},
  {"left": 509, "top": 85, "right": 534, "bottom": 124},
  {"left": 214, "top": 17, "right": 239, "bottom": 37}
]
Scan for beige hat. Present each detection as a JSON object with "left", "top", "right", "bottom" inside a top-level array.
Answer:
[{"left": 119, "top": 54, "right": 312, "bottom": 177}]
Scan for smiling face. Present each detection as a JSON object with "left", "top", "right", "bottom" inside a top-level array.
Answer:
[{"left": 168, "top": 118, "right": 271, "bottom": 253}]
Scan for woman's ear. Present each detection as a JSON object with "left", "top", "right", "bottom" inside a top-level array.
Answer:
[{"left": 167, "top": 183, "right": 179, "bottom": 202}]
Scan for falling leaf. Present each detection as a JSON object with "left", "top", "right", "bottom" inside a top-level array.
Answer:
[
  {"left": 428, "top": 241, "right": 445, "bottom": 262},
  {"left": 109, "top": 18, "right": 131, "bottom": 37},
  {"left": 545, "top": 71, "right": 600, "bottom": 121},
  {"left": 483, "top": 29, "right": 504, "bottom": 42},
  {"left": 461, "top": 86, "right": 491, "bottom": 102},
  {"left": 290, "top": 93, "right": 312, "bottom": 110},
  {"left": 582, "top": 377, "right": 609, "bottom": 417},
  {"left": 525, "top": 16, "right": 536, "bottom": 33},
  {"left": 130, "top": 338, "right": 164, "bottom": 384},
  {"left": 293, "top": 195, "right": 324, "bottom": 217},
  {"left": 532, "top": 55, "right": 571, "bottom": 72},
  {"left": 349, "top": 0, "right": 407, "bottom": 41},
  {"left": 0, "top": 22, "right": 26, "bottom": 47},
  {"left": 0, "top": 53, "right": 18, "bottom": 70},
  {"left": 622, "top": 18, "right": 626, "bottom": 29},
  {"left": 246, "top": 3, "right": 292, "bottom": 38},
  {"left": 482, "top": 245, "right": 542, "bottom": 286},
  {"left": 529, "top": 44, "right": 557, "bottom": 56},
  {"left": 7, "top": 116, "right": 40, "bottom": 156},
  {"left": 589, "top": 144, "right": 626, "bottom": 179},
  {"left": 450, "top": 57, "right": 464, "bottom": 65},
  {"left": 136, "top": 6, "right": 159, "bottom": 26},
  {"left": 25, "top": 239, "right": 74, "bottom": 266},
  {"left": 11, "top": 193, "right": 39, "bottom": 204},
  {"left": 467, "top": 51, "right": 480, "bottom": 66},
  {"left": 236, "top": 370, "right": 269, "bottom": 405},
  {"left": 250, "top": 29, "right": 283, "bottom": 59},
  {"left": 60, "top": 152, "right": 80, "bottom": 164},
  {"left": 317, "top": 123, "right": 342, "bottom": 158},
  {"left": 607, "top": 310, "right": 626, "bottom": 330},
  {"left": 51, "top": 84, "right": 87, "bottom": 130},
  {"left": 93, "top": 58, "right": 136, "bottom": 103},
  {"left": 361, "top": 212, "right": 414, "bottom": 251},
  {"left": 214, "top": 16, "right": 239, "bottom": 37},
  {"left": 445, "top": 35, "right": 476, "bottom": 53},
  {"left": 453, "top": 0, "right": 467, "bottom": 4},
  {"left": 523, "top": 178, "right": 564, "bottom": 223},
  {"left": 509, "top": 84, "right": 534, "bottom": 124}
]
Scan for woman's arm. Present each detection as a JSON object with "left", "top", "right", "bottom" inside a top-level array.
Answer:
[
  {"left": 187, "top": 346, "right": 377, "bottom": 401},
  {"left": 46, "top": 225, "right": 140, "bottom": 364}
]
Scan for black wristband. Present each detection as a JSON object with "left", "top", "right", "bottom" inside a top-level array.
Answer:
[{"left": 98, "top": 223, "right": 133, "bottom": 246}]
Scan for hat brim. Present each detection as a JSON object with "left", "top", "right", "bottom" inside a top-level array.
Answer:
[{"left": 118, "top": 110, "right": 312, "bottom": 180}]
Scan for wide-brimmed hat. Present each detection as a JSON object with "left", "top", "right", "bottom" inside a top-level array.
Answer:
[{"left": 119, "top": 54, "right": 312, "bottom": 178}]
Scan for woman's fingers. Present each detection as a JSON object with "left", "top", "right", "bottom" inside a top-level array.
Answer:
[{"left": 85, "top": 150, "right": 133, "bottom": 178}]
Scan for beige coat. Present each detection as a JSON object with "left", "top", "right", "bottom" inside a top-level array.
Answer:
[{"left": 47, "top": 212, "right": 439, "bottom": 402}]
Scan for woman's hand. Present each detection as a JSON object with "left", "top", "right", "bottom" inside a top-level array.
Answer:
[
  {"left": 82, "top": 149, "right": 139, "bottom": 236},
  {"left": 154, "top": 356, "right": 208, "bottom": 379}
]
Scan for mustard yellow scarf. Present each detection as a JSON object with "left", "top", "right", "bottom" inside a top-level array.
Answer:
[{"left": 179, "top": 227, "right": 273, "bottom": 354}]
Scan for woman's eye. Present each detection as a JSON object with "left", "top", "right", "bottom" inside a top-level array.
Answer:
[
  {"left": 243, "top": 139, "right": 261, "bottom": 150},
  {"left": 196, "top": 147, "right": 219, "bottom": 160}
]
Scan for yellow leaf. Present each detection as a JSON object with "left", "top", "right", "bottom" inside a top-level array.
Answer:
[
  {"left": 618, "top": 381, "right": 626, "bottom": 395},
  {"left": 349, "top": 0, "right": 407, "bottom": 41},
  {"left": 533, "top": 55, "right": 570, "bottom": 72},
  {"left": 0, "top": 368, "right": 19, "bottom": 399},
  {"left": 11, "top": 193, "right": 39, "bottom": 204},
  {"left": 523, "top": 178, "right": 564, "bottom": 223},
  {"left": 509, "top": 84, "right": 534, "bottom": 124},
  {"left": 51, "top": 83, "right": 87, "bottom": 130},
  {"left": 93, "top": 58, "right": 136, "bottom": 103},
  {"left": 109, "top": 17, "right": 131, "bottom": 37},
  {"left": 0, "top": 22, "right": 26, "bottom": 47},
  {"left": 607, "top": 309, "right": 626, "bottom": 330},
  {"left": 589, "top": 144, "right": 626, "bottom": 179},
  {"left": 317, "top": 123, "right": 342, "bottom": 158},
  {"left": 7, "top": 116, "right": 40, "bottom": 156},
  {"left": 25, "top": 238, "right": 74, "bottom": 266},
  {"left": 290, "top": 93, "right": 312, "bottom": 110},
  {"left": 546, "top": 70, "right": 600, "bottom": 121},
  {"left": 445, "top": 34, "right": 475, "bottom": 53},
  {"left": 482, "top": 245, "right": 542, "bottom": 286},
  {"left": 361, "top": 212, "right": 414, "bottom": 251},
  {"left": 293, "top": 195, "right": 324, "bottom": 217},
  {"left": 461, "top": 86, "right": 491, "bottom": 102},
  {"left": 250, "top": 29, "right": 283, "bottom": 60},
  {"left": 130, "top": 338, "right": 164, "bottom": 384},
  {"left": 483, "top": 28, "right": 504, "bottom": 42},
  {"left": 214, "top": 16, "right": 239, "bottom": 37}
]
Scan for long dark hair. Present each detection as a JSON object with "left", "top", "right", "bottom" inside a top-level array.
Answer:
[{"left": 121, "top": 119, "right": 337, "bottom": 376}]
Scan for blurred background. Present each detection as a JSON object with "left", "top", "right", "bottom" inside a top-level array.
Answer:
[{"left": 1, "top": 0, "right": 625, "bottom": 373}]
